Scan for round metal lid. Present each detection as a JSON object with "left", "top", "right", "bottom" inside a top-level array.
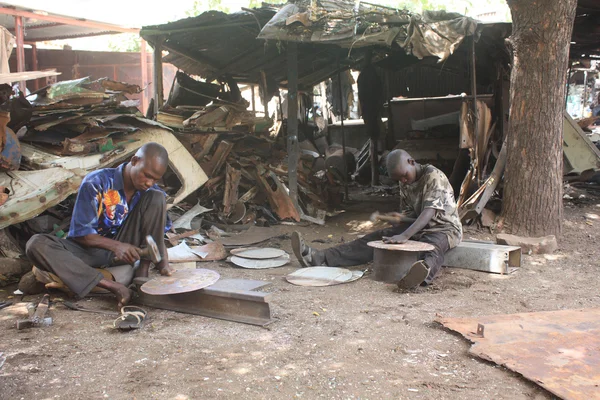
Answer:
[
  {"left": 140, "top": 268, "right": 220, "bottom": 295},
  {"left": 286, "top": 267, "right": 354, "bottom": 287},
  {"left": 233, "top": 247, "right": 287, "bottom": 260},
  {"left": 230, "top": 253, "right": 290, "bottom": 269},
  {"left": 367, "top": 240, "right": 435, "bottom": 252}
]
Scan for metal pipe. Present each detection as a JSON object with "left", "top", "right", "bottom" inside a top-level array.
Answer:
[
  {"left": 251, "top": 84, "right": 256, "bottom": 112},
  {"left": 140, "top": 39, "right": 148, "bottom": 115},
  {"left": 153, "top": 38, "right": 164, "bottom": 117},
  {"left": 337, "top": 68, "right": 349, "bottom": 201},
  {"left": 582, "top": 70, "right": 588, "bottom": 118},
  {"left": 31, "top": 43, "right": 39, "bottom": 91},
  {"left": 15, "top": 16, "right": 26, "bottom": 93},
  {"left": 287, "top": 42, "right": 299, "bottom": 208},
  {"left": 470, "top": 34, "right": 480, "bottom": 183}
]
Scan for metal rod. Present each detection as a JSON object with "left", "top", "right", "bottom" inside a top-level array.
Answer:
[
  {"left": 251, "top": 84, "right": 256, "bottom": 112},
  {"left": 15, "top": 16, "right": 26, "bottom": 93},
  {"left": 287, "top": 42, "right": 299, "bottom": 208},
  {"left": 0, "top": 6, "right": 139, "bottom": 34},
  {"left": 31, "top": 43, "right": 39, "bottom": 91},
  {"left": 140, "top": 39, "right": 148, "bottom": 115},
  {"left": 153, "top": 38, "right": 164, "bottom": 117},
  {"left": 470, "top": 34, "right": 479, "bottom": 183},
  {"left": 582, "top": 70, "right": 588, "bottom": 118},
  {"left": 337, "top": 68, "right": 349, "bottom": 201}
]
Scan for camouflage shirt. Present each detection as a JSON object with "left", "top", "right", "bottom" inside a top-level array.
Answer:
[{"left": 399, "top": 164, "right": 462, "bottom": 248}]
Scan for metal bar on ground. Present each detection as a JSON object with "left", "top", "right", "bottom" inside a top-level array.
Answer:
[
  {"left": 287, "top": 42, "right": 299, "bottom": 208},
  {"left": 336, "top": 67, "right": 349, "bottom": 201},
  {"left": 14, "top": 16, "right": 25, "bottom": 92},
  {"left": 153, "top": 38, "right": 164, "bottom": 117},
  {"left": 443, "top": 240, "right": 521, "bottom": 274},
  {"left": 140, "top": 39, "right": 148, "bottom": 115},
  {"left": 135, "top": 279, "right": 273, "bottom": 326}
]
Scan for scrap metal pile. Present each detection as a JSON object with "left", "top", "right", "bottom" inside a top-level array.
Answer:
[{"left": 19, "top": 77, "right": 163, "bottom": 157}]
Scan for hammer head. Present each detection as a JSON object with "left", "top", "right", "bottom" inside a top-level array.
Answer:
[
  {"left": 369, "top": 211, "right": 381, "bottom": 223},
  {"left": 141, "top": 235, "right": 162, "bottom": 264}
]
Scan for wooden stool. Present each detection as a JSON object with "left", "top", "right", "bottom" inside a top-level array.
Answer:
[{"left": 367, "top": 240, "right": 435, "bottom": 283}]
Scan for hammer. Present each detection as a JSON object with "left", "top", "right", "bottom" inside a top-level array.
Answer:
[
  {"left": 17, "top": 294, "right": 53, "bottom": 330},
  {"left": 370, "top": 211, "right": 405, "bottom": 224},
  {"left": 113, "top": 235, "right": 162, "bottom": 265}
]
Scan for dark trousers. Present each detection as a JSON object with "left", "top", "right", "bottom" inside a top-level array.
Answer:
[
  {"left": 25, "top": 190, "right": 167, "bottom": 298},
  {"left": 312, "top": 224, "right": 450, "bottom": 284}
]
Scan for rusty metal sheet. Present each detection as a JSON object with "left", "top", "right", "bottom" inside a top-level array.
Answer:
[
  {"left": 0, "top": 168, "right": 85, "bottom": 229},
  {"left": 437, "top": 308, "right": 600, "bottom": 400},
  {"left": 140, "top": 268, "right": 220, "bottom": 295}
]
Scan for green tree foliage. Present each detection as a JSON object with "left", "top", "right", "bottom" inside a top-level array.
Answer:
[
  {"left": 185, "top": 0, "right": 231, "bottom": 16},
  {"left": 108, "top": 33, "right": 141, "bottom": 53}
]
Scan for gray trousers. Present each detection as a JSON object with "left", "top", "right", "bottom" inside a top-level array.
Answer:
[
  {"left": 25, "top": 189, "right": 167, "bottom": 298},
  {"left": 312, "top": 224, "right": 450, "bottom": 284}
]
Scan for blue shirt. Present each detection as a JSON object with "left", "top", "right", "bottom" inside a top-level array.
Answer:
[{"left": 68, "top": 163, "right": 171, "bottom": 239}]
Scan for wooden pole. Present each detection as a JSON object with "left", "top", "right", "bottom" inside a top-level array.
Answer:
[
  {"left": 14, "top": 16, "right": 26, "bottom": 93},
  {"left": 153, "top": 38, "right": 164, "bottom": 117},
  {"left": 337, "top": 68, "right": 349, "bottom": 201},
  {"left": 140, "top": 39, "right": 149, "bottom": 115},
  {"left": 31, "top": 43, "right": 39, "bottom": 91},
  {"left": 287, "top": 42, "right": 299, "bottom": 208},
  {"left": 470, "top": 34, "right": 480, "bottom": 183}
]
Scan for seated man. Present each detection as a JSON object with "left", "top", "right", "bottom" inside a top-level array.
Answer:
[
  {"left": 26, "top": 142, "right": 174, "bottom": 308},
  {"left": 292, "top": 149, "right": 462, "bottom": 289}
]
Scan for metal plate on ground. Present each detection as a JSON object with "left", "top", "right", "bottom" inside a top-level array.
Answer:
[
  {"left": 230, "top": 253, "right": 290, "bottom": 269},
  {"left": 140, "top": 268, "right": 220, "bottom": 295},
  {"left": 367, "top": 240, "right": 435, "bottom": 252},
  {"left": 230, "top": 247, "right": 261, "bottom": 256},
  {"left": 286, "top": 267, "right": 354, "bottom": 287},
  {"left": 233, "top": 248, "right": 287, "bottom": 260},
  {"left": 347, "top": 270, "right": 365, "bottom": 282},
  {"left": 438, "top": 308, "right": 600, "bottom": 400}
]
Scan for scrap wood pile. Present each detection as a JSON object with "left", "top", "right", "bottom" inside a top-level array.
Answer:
[
  {"left": 156, "top": 71, "right": 272, "bottom": 134},
  {"left": 16, "top": 77, "right": 165, "bottom": 156},
  {"left": 175, "top": 131, "right": 345, "bottom": 229}
]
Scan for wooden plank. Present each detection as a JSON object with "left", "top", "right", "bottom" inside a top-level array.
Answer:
[
  {"left": 0, "top": 70, "right": 61, "bottom": 85},
  {"left": 223, "top": 163, "right": 242, "bottom": 215}
]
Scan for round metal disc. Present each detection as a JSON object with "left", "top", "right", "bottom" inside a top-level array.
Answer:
[
  {"left": 140, "top": 268, "right": 220, "bottom": 295},
  {"left": 234, "top": 247, "right": 286, "bottom": 260},
  {"left": 286, "top": 267, "right": 353, "bottom": 287},
  {"left": 367, "top": 240, "right": 435, "bottom": 252},
  {"left": 230, "top": 247, "right": 262, "bottom": 256},
  {"left": 230, "top": 253, "right": 290, "bottom": 269}
]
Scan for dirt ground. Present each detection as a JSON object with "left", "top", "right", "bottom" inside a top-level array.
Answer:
[{"left": 1, "top": 192, "right": 599, "bottom": 400}]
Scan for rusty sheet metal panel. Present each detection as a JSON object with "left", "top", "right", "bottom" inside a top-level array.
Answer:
[
  {"left": 0, "top": 168, "right": 85, "bottom": 229},
  {"left": 437, "top": 309, "right": 600, "bottom": 400}
]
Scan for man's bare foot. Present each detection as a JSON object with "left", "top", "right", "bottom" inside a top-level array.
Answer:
[
  {"left": 97, "top": 279, "right": 132, "bottom": 309},
  {"left": 134, "top": 260, "right": 152, "bottom": 278}
]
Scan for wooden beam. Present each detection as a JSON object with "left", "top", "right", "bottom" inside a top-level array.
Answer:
[
  {"left": 287, "top": 42, "right": 299, "bottom": 208},
  {"left": 31, "top": 44, "right": 39, "bottom": 91},
  {"left": 153, "top": 38, "right": 164, "bottom": 116},
  {"left": 14, "top": 16, "right": 25, "bottom": 92},
  {"left": 0, "top": 7, "right": 138, "bottom": 34},
  {"left": 0, "top": 70, "right": 61, "bottom": 85},
  {"left": 140, "top": 39, "right": 149, "bottom": 115}
]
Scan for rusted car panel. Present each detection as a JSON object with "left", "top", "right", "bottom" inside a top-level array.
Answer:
[
  {"left": 0, "top": 168, "right": 85, "bottom": 229},
  {"left": 437, "top": 308, "right": 600, "bottom": 400},
  {"left": 1, "top": 126, "right": 208, "bottom": 229},
  {"left": 19, "top": 126, "right": 208, "bottom": 209}
]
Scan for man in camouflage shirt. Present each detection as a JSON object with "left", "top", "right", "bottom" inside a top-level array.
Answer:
[{"left": 292, "top": 149, "right": 462, "bottom": 289}]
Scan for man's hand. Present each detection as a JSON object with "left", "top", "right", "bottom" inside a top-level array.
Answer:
[
  {"left": 382, "top": 234, "right": 410, "bottom": 244},
  {"left": 112, "top": 242, "right": 142, "bottom": 265}
]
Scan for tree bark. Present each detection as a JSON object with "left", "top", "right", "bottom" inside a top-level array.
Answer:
[{"left": 501, "top": 0, "right": 577, "bottom": 237}]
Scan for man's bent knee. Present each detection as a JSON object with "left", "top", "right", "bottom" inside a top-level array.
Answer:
[
  {"left": 144, "top": 189, "right": 166, "bottom": 208},
  {"left": 25, "top": 234, "right": 52, "bottom": 260}
]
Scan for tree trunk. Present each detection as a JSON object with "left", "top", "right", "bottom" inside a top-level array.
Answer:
[{"left": 500, "top": 0, "right": 577, "bottom": 237}]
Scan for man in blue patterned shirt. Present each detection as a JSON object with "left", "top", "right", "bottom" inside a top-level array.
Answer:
[{"left": 26, "top": 143, "right": 173, "bottom": 308}]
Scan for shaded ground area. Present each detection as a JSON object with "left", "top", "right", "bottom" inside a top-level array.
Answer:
[{"left": 1, "top": 193, "right": 599, "bottom": 400}]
